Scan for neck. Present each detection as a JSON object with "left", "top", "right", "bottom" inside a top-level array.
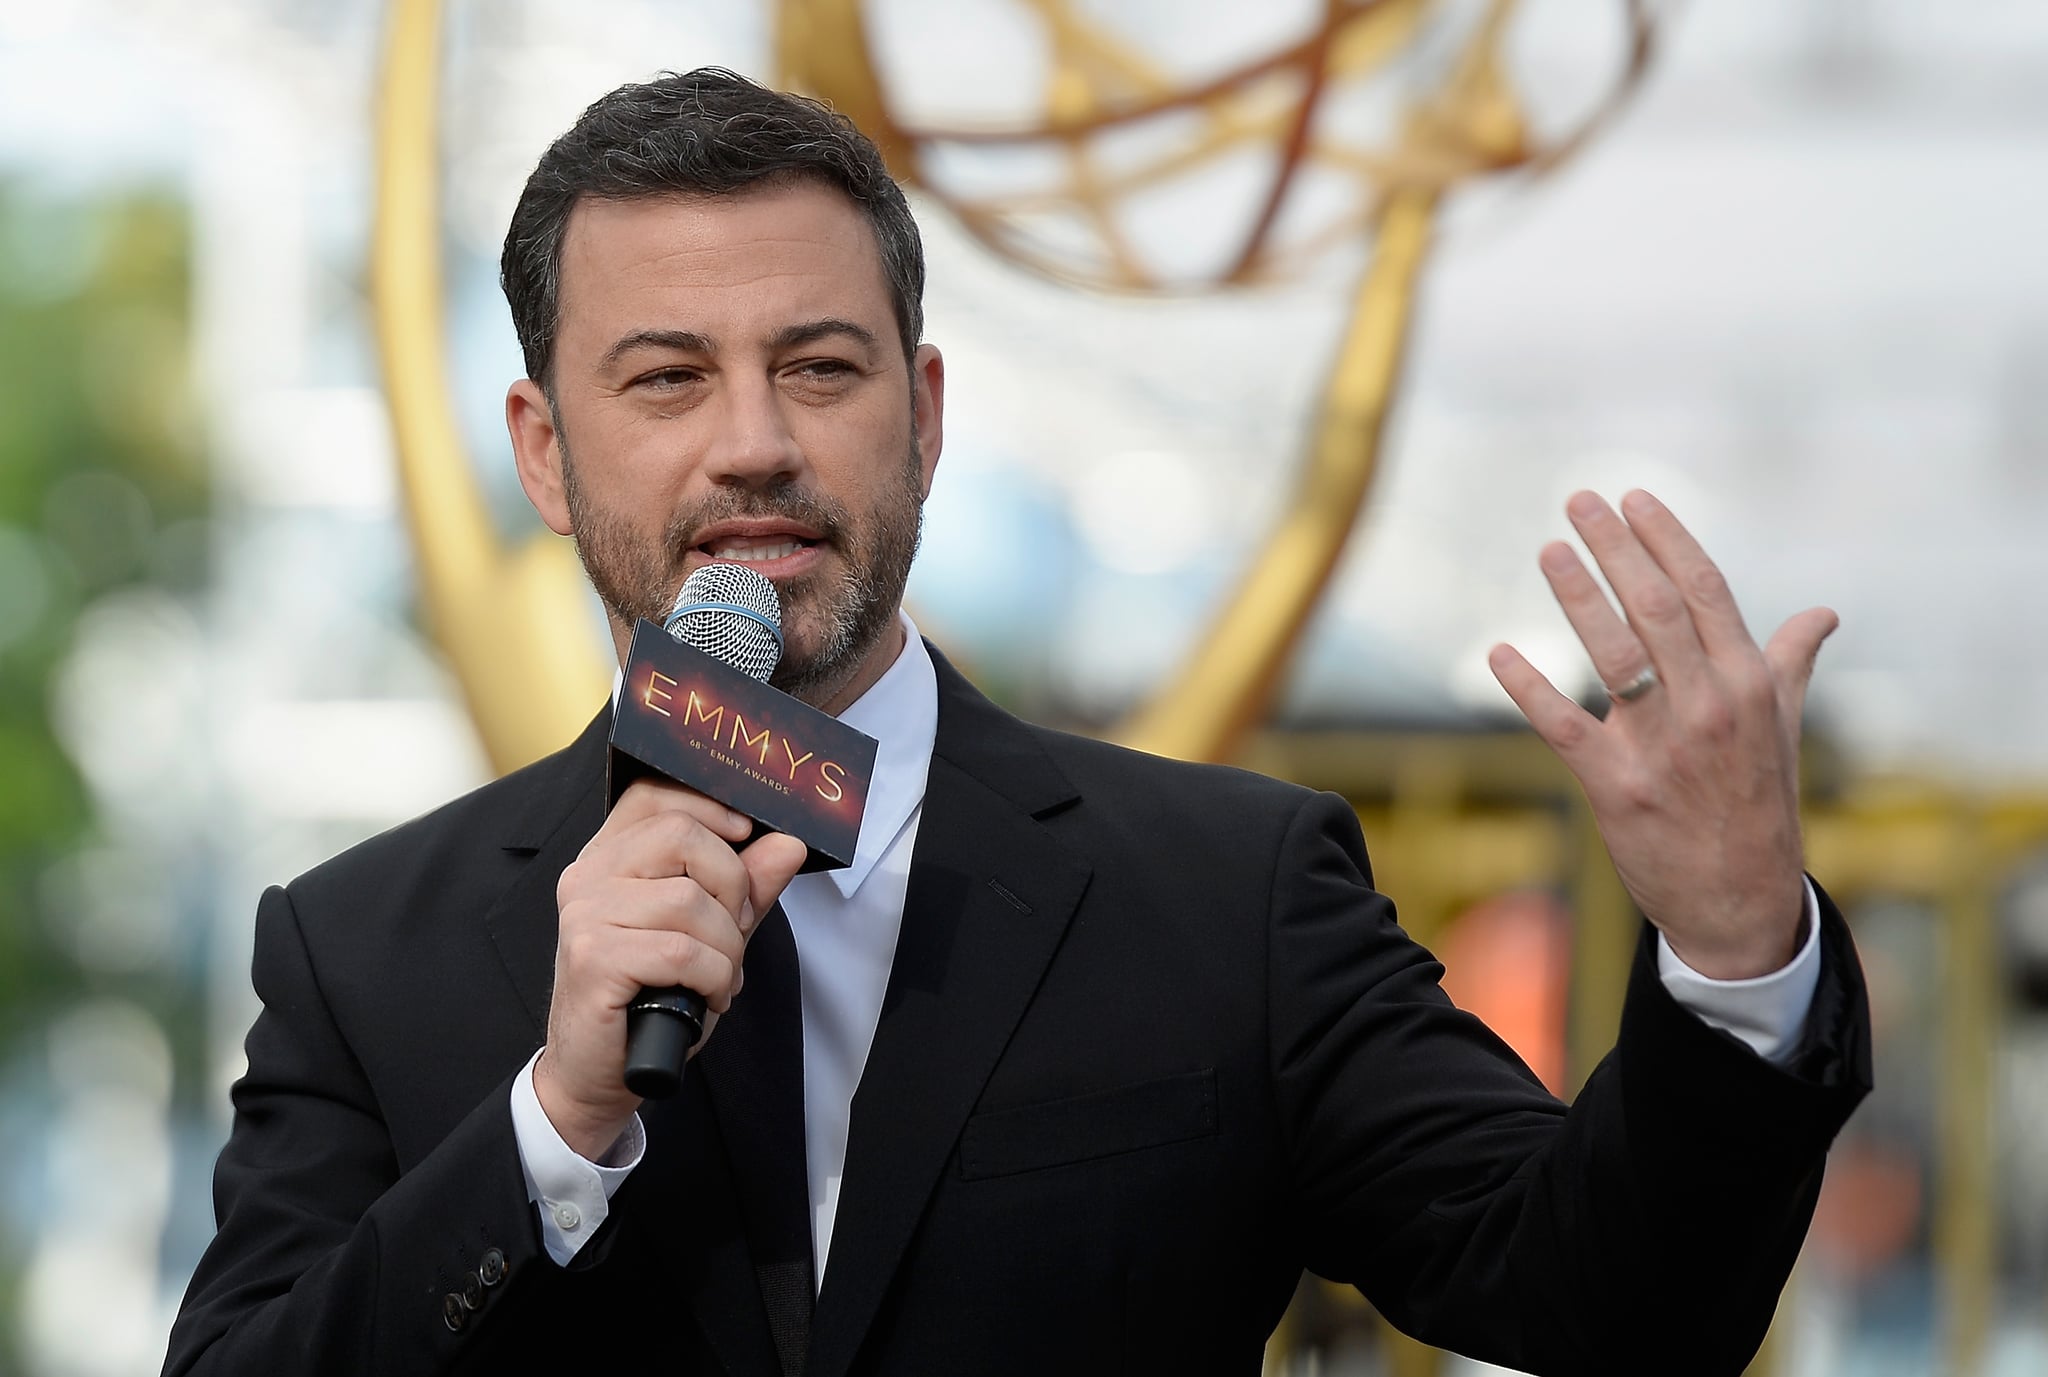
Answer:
[{"left": 808, "top": 616, "right": 907, "bottom": 717}]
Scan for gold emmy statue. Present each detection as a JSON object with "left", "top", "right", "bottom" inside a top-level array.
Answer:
[
  {"left": 371, "top": 0, "right": 1661, "bottom": 773},
  {"left": 371, "top": 0, "right": 613, "bottom": 773}
]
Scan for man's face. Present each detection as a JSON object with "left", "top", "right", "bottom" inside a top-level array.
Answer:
[{"left": 508, "top": 179, "right": 944, "bottom": 711}]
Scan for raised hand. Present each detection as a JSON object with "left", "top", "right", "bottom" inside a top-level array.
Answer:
[{"left": 1488, "top": 490, "right": 1836, "bottom": 980}]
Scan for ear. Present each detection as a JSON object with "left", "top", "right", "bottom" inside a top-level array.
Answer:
[
  {"left": 507, "top": 379, "right": 573, "bottom": 536},
  {"left": 910, "top": 343, "right": 945, "bottom": 497}
]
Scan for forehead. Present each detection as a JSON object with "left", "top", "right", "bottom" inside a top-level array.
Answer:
[{"left": 554, "top": 181, "right": 894, "bottom": 349}]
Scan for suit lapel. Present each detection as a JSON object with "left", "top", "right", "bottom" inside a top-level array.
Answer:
[
  {"left": 479, "top": 707, "right": 611, "bottom": 1033},
  {"left": 807, "top": 651, "right": 1092, "bottom": 1377}
]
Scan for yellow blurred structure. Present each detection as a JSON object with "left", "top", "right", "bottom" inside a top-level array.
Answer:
[{"left": 370, "top": 0, "right": 611, "bottom": 774}]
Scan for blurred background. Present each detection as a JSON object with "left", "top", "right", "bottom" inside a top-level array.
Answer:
[{"left": 2, "top": 0, "right": 2045, "bottom": 1373}]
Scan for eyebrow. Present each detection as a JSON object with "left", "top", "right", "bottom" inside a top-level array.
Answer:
[
  {"left": 599, "top": 328, "right": 714, "bottom": 371},
  {"left": 598, "top": 318, "right": 882, "bottom": 373},
  {"left": 770, "top": 318, "right": 880, "bottom": 354}
]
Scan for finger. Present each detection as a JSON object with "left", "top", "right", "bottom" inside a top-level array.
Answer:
[
  {"left": 1488, "top": 643, "right": 1608, "bottom": 772},
  {"left": 1617, "top": 490, "right": 1753, "bottom": 659},
  {"left": 602, "top": 926, "right": 745, "bottom": 1015},
  {"left": 603, "top": 809, "right": 752, "bottom": 918},
  {"left": 608, "top": 777, "right": 753, "bottom": 844},
  {"left": 740, "top": 832, "right": 811, "bottom": 927},
  {"left": 572, "top": 805, "right": 751, "bottom": 919},
  {"left": 1538, "top": 541, "right": 1657, "bottom": 700},
  {"left": 1763, "top": 606, "right": 1839, "bottom": 722},
  {"left": 1566, "top": 491, "right": 1708, "bottom": 684},
  {"left": 569, "top": 877, "right": 749, "bottom": 970}
]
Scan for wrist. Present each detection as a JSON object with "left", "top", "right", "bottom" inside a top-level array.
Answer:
[
  {"left": 1666, "top": 898, "right": 1809, "bottom": 981},
  {"left": 533, "top": 1050, "right": 634, "bottom": 1162}
]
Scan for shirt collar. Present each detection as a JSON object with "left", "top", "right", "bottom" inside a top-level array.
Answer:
[{"left": 824, "top": 612, "right": 937, "bottom": 899}]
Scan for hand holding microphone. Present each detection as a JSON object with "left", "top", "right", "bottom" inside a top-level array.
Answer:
[
  {"left": 620, "top": 562, "right": 794, "bottom": 1096},
  {"left": 537, "top": 776, "right": 801, "bottom": 1158},
  {"left": 533, "top": 564, "right": 817, "bottom": 1158}
]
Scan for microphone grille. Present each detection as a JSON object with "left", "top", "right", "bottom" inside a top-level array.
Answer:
[{"left": 664, "top": 563, "right": 784, "bottom": 683}]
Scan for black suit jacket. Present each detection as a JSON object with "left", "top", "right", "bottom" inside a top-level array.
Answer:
[{"left": 166, "top": 647, "right": 1870, "bottom": 1376}]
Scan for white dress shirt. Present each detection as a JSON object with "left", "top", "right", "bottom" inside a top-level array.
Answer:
[
  {"left": 775, "top": 615, "right": 936, "bottom": 1279},
  {"left": 510, "top": 618, "right": 1824, "bottom": 1273}
]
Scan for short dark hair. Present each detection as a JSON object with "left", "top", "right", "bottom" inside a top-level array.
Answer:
[{"left": 500, "top": 67, "right": 925, "bottom": 392}]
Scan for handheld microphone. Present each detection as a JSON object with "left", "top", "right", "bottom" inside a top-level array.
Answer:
[
  {"left": 610, "top": 563, "right": 877, "bottom": 1096},
  {"left": 621, "top": 562, "right": 786, "bottom": 1099}
]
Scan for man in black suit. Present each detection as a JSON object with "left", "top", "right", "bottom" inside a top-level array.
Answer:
[{"left": 165, "top": 69, "right": 1869, "bottom": 1376}]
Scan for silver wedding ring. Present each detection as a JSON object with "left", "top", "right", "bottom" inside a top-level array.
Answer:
[{"left": 1607, "top": 666, "right": 1660, "bottom": 703}]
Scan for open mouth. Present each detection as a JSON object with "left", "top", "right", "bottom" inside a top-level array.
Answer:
[
  {"left": 698, "top": 537, "right": 817, "bottom": 562},
  {"left": 688, "top": 521, "right": 828, "bottom": 575}
]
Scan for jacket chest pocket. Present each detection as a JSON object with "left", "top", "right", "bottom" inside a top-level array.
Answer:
[{"left": 957, "top": 1068, "right": 1218, "bottom": 1180}]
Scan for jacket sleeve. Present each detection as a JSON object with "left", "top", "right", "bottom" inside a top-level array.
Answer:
[
  {"left": 162, "top": 885, "right": 592, "bottom": 1376},
  {"left": 1270, "top": 790, "right": 1871, "bottom": 1377}
]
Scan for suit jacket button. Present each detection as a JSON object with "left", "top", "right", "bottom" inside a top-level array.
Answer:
[
  {"left": 442, "top": 1293, "right": 467, "bottom": 1333},
  {"left": 479, "top": 1247, "right": 507, "bottom": 1287},
  {"left": 460, "top": 1272, "right": 485, "bottom": 1310}
]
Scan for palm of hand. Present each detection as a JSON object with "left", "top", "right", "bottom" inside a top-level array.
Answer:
[{"left": 1490, "top": 491, "right": 1832, "bottom": 980}]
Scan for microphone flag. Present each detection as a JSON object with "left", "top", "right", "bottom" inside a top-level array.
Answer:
[{"left": 610, "top": 619, "right": 877, "bottom": 872}]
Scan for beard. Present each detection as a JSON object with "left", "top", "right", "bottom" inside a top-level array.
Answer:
[{"left": 560, "top": 434, "right": 925, "bottom": 708}]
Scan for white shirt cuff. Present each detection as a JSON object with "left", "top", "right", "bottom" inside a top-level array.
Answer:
[
  {"left": 1655, "top": 879, "right": 1824, "bottom": 1067},
  {"left": 508, "top": 1048, "right": 646, "bottom": 1265}
]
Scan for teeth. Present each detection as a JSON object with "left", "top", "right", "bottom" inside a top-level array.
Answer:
[{"left": 711, "top": 540, "right": 802, "bottom": 562}]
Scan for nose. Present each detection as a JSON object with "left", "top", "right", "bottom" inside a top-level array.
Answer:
[{"left": 701, "top": 370, "right": 805, "bottom": 488}]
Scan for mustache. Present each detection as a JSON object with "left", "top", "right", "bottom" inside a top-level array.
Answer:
[{"left": 667, "top": 486, "right": 852, "bottom": 556}]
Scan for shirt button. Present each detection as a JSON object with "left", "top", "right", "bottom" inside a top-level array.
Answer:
[
  {"left": 479, "top": 1247, "right": 507, "bottom": 1287},
  {"left": 442, "top": 1293, "right": 467, "bottom": 1333},
  {"left": 552, "top": 1202, "right": 582, "bottom": 1232},
  {"left": 460, "top": 1271, "right": 484, "bottom": 1310}
]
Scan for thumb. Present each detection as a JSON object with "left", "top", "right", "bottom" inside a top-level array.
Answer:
[
  {"left": 1763, "top": 606, "right": 1838, "bottom": 721},
  {"left": 740, "top": 831, "right": 811, "bottom": 922}
]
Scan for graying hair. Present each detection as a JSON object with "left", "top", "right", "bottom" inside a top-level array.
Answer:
[{"left": 500, "top": 67, "right": 925, "bottom": 393}]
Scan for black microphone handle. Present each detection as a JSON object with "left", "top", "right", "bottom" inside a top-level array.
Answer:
[
  {"left": 623, "top": 987, "right": 706, "bottom": 1099},
  {"left": 616, "top": 822, "right": 776, "bottom": 1098}
]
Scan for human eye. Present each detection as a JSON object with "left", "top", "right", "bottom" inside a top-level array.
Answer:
[
  {"left": 636, "top": 365, "right": 701, "bottom": 391},
  {"left": 782, "top": 358, "right": 862, "bottom": 400}
]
